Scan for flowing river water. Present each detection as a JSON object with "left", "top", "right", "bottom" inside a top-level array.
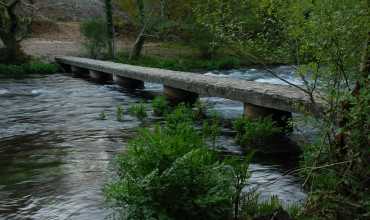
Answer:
[{"left": 0, "top": 66, "right": 306, "bottom": 220}]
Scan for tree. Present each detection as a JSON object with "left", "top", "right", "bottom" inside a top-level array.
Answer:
[
  {"left": 105, "top": 0, "right": 115, "bottom": 59},
  {"left": 0, "top": 0, "right": 34, "bottom": 63},
  {"left": 115, "top": 0, "right": 168, "bottom": 60},
  {"left": 194, "top": 0, "right": 370, "bottom": 218},
  {"left": 129, "top": 0, "right": 145, "bottom": 60}
]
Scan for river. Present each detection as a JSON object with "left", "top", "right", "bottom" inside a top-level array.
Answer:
[{"left": 0, "top": 66, "right": 306, "bottom": 220}]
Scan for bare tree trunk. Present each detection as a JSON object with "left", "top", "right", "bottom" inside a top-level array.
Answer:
[
  {"left": 129, "top": 0, "right": 145, "bottom": 60},
  {"left": 105, "top": 0, "right": 114, "bottom": 59},
  {"left": 0, "top": 0, "right": 28, "bottom": 63},
  {"left": 1, "top": 35, "right": 17, "bottom": 61},
  {"left": 129, "top": 27, "right": 145, "bottom": 60}
]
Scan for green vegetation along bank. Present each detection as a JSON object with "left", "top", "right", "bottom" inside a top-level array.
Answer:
[{"left": 0, "top": 62, "right": 59, "bottom": 79}]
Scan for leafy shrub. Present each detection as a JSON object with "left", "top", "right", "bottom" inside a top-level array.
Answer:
[
  {"left": 193, "top": 100, "right": 207, "bottom": 120},
  {"left": 225, "top": 152, "right": 255, "bottom": 219},
  {"left": 152, "top": 96, "right": 170, "bottom": 116},
  {"left": 24, "top": 62, "right": 59, "bottom": 74},
  {"left": 0, "top": 62, "right": 58, "bottom": 78},
  {"left": 202, "top": 113, "right": 221, "bottom": 148},
  {"left": 233, "top": 117, "right": 282, "bottom": 147},
  {"left": 243, "top": 195, "right": 284, "bottom": 218},
  {"left": 128, "top": 102, "right": 148, "bottom": 121},
  {"left": 164, "top": 103, "right": 194, "bottom": 129},
  {"left": 0, "top": 64, "right": 24, "bottom": 78},
  {"left": 105, "top": 123, "right": 235, "bottom": 220},
  {"left": 106, "top": 104, "right": 294, "bottom": 219},
  {"left": 80, "top": 18, "right": 108, "bottom": 58}
]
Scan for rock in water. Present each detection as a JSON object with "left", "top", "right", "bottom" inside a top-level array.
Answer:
[{"left": 253, "top": 208, "right": 293, "bottom": 220}]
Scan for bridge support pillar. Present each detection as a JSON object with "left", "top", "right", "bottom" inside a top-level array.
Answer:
[
  {"left": 244, "top": 103, "right": 292, "bottom": 129},
  {"left": 60, "top": 64, "right": 71, "bottom": 73},
  {"left": 113, "top": 74, "right": 144, "bottom": 89},
  {"left": 71, "top": 66, "right": 89, "bottom": 77},
  {"left": 89, "top": 70, "right": 112, "bottom": 82},
  {"left": 164, "top": 86, "right": 198, "bottom": 105}
]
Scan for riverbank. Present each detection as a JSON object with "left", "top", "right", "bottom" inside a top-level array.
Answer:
[
  {"left": 0, "top": 62, "right": 59, "bottom": 79},
  {"left": 21, "top": 22, "right": 290, "bottom": 71}
]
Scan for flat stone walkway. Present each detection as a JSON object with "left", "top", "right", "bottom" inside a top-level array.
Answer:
[{"left": 56, "top": 56, "right": 323, "bottom": 114}]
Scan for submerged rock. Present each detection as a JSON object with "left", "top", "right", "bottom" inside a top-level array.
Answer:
[{"left": 253, "top": 208, "right": 293, "bottom": 220}]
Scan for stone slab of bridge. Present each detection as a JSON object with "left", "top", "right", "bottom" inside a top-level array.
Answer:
[{"left": 56, "top": 56, "right": 324, "bottom": 126}]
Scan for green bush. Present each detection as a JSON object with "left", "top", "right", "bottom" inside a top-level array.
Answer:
[
  {"left": 24, "top": 62, "right": 59, "bottom": 74},
  {"left": 0, "top": 62, "right": 58, "bottom": 78},
  {"left": 193, "top": 100, "right": 207, "bottom": 120},
  {"left": 105, "top": 123, "right": 235, "bottom": 220},
  {"left": 202, "top": 113, "right": 221, "bottom": 149},
  {"left": 128, "top": 102, "right": 148, "bottom": 121},
  {"left": 164, "top": 103, "right": 194, "bottom": 129},
  {"left": 80, "top": 18, "right": 108, "bottom": 58},
  {"left": 233, "top": 117, "right": 282, "bottom": 147},
  {"left": 152, "top": 96, "right": 170, "bottom": 116},
  {"left": 105, "top": 105, "right": 295, "bottom": 219}
]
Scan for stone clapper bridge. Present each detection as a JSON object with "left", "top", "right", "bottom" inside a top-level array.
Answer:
[{"left": 56, "top": 56, "right": 323, "bottom": 127}]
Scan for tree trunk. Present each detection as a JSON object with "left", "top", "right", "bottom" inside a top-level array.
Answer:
[
  {"left": 128, "top": 0, "right": 146, "bottom": 60},
  {"left": 0, "top": 0, "right": 27, "bottom": 63},
  {"left": 105, "top": 0, "right": 115, "bottom": 59},
  {"left": 129, "top": 29, "right": 145, "bottom": 60},
  {"left": 0, "top": 33, "right": 24, "bottom": 63}
]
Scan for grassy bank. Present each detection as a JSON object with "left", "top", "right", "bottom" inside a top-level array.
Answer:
[{"left": 0, "top": 62, "right": 59, "bottom": 78}]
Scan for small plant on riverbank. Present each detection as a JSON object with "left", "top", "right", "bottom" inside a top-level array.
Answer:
[
  {"left": 165, "top": 104, "right": 195, "bottom": 129},
  {"left": 225, "top": 152, "right": 255, "bottom": 219},
  {"left": 0, "top": 62, "right": 58, "bottom": 78},
  {"left": 233, "top": 117, "right": 282, "bottom": 148},
  {"left": 202, "top": 113, "right": 221, "bottom": 149},
  {"left": 128, "top": 102, "right": 147, "bottom": 121},
  {"left": 152, "top": 96, "right": 170, "bottom": 116},
  {"left": 116, "top": 105, "right": 124, "bottom": 121},
  {"left": 99, "top": 111, "right": 107, "bottom": 120},
  {"left": 193, "top": 100, "right": 207, "bottom": 120}
]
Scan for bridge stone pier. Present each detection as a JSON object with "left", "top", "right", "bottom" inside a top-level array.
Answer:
[
  {"left": 71, "top": 66, "right": 89, "bottom": 77},
  {"left": 113, "top": 74, "right": 144, "bottom": 89},
  {"left": 56, "top": 56, "right": 323, "bottom": 127},
  {"left": 244, "top": 103, "right": 292, "bottom": 128},
  {"left": 89, "top": 70, "right": 112, "bottom": 82},
  {"left": 164, "top": 86, "right": 199, "bottom": 104}
]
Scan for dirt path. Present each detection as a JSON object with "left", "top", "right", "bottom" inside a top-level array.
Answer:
[
  {"left": 21, "top": 22, "right": 196, "bottom": 62},
  {"left": 22, "top": 39, "right": 82, "bottom": 61},
  {"left": 21, "top": 22, "right": 82, "bottom": 61}
]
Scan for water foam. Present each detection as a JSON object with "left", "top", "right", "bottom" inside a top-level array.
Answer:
[{"left": 0, "top": 89, "right": 9, "bottom": 95}]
